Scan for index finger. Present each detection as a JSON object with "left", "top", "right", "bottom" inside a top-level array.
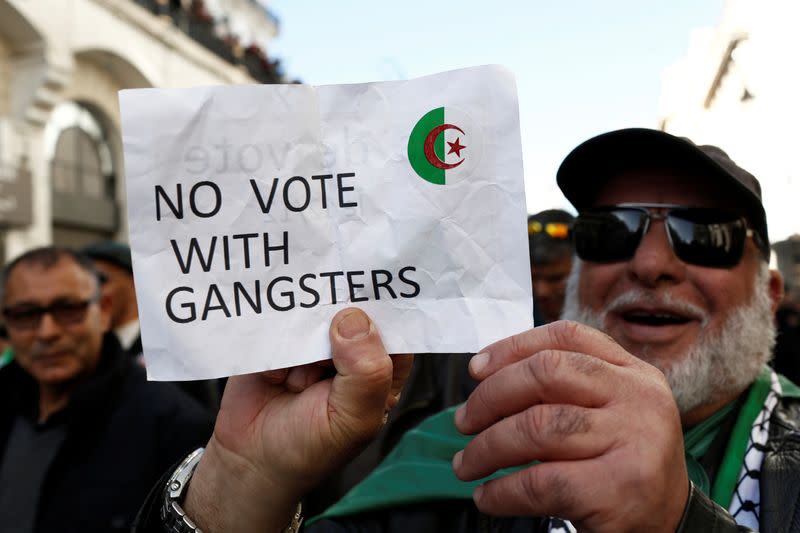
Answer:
[
  {"left": 387, "top": 353, "right": 414, "bottom": 409},
  {"left": 470, "top": 320, "right": 638, "bottom": 381}
]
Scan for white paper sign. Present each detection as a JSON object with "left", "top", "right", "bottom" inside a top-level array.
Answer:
[{"left": 120, "top": 65, "right": 532, "bottom": 381}]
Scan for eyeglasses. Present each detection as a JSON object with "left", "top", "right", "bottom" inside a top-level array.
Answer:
[
  {"left": 572, "top": 203, "right": 756, "bottom": 268},
  {"left": 528, "top": 220, "right": 570, "bottom": 240},
  {"left": 3, "top": 296, "right": 99, "bottom": 331}
]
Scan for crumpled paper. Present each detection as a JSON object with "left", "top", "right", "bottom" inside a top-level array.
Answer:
[{"left": 119, "top": 65, "right": 532, "bottom": 381}]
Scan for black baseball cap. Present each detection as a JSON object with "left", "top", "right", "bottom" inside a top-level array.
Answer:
[
  {"left": 82, "top": 241, "right": 133, "bottom": 274},
  {"left": 556, "top": 128, "right": 770, "bottom": 258},
  {"left": 528, "top": 209, "right": 574, "bottom": 263}
]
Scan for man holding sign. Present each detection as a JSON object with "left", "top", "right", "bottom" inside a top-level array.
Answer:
[
  {"left": 138, "top": 129, "right": 800, "bottom": 533},
  {"left": 125, "top": 69, "right": 799, "bottom": 532}
]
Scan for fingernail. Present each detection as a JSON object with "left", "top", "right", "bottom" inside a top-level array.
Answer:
[
  {"left": 386, "top": 393, "right": 401, "bottom": 410},
  {"left": 452, "top": 450, "right": 463, "bottom": 470},
  {"left": 474, "top": 484, "right": 484, "bottom": 503},
  {"left": 337, "top": 310, "right": 370, "bottom": 340},
  {"left": 470, "top": 352, "right": 489, "bottom": 376}
]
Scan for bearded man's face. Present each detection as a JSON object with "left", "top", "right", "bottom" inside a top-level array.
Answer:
[{"left": 562, "top": 170, "right": 782, "bottom": 422}]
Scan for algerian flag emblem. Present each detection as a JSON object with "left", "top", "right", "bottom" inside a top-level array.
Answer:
[{"left": 408, "top": 107, "right": 482, "bottom": 185}]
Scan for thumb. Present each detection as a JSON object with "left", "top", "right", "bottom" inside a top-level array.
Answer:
[{"left": 328, "top": 308, "right": 393, "bottom": 446}]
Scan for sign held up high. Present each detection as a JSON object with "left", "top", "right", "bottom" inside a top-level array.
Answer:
[{"left": 120, "top": 65, "right": 532, "bottom": 381}]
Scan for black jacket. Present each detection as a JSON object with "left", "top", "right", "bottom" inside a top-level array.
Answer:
[
  {"left": 134, "top": 393, "right": 800, "bottom": 532},
  {"left": 126, "top": 331, "right": 223, "bottom": 412},
  {"left": 0, "top": 334, "right": 213, "bottom": 533}
]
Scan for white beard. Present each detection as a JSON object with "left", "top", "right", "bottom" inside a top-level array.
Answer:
[{"left": 561, "top": 260, "right": 776, "bottom": 414}]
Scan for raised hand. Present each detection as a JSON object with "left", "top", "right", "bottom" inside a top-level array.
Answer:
[
  {"left": 184, "top": 308, "right": 413, "bottom": 532},
  {"left": 453, "top": 320, "right": 688, "bottom": 533}
]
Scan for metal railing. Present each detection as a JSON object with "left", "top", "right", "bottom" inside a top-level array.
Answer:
[
  {"left": 130, "top": 0, "right": 282, "bottom": 83},
  {"left": 244, "top": 0, "right": 280, "bottom": 31}
]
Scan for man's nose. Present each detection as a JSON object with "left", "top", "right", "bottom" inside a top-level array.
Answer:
[
  {"left": 532, "top": 279, "right": 551, "bottom": 298},
  {"left": 627, "top": 220, "right": 687, "bottom": 287},
  {"left": 35, "top": 312, "right": 62, "bottom": 339}
]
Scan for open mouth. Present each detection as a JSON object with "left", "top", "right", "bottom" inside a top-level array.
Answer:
[{"left": 620, "top": 310, "right": 693, "bottom": 327}]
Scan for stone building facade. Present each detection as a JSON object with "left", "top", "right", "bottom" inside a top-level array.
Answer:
[{"left": 0, "top": 0, "right": 280, "bottom": 262}]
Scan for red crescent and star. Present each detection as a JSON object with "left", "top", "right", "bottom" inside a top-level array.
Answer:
[{"left": 423, "top": 123, "right": 466, "bottom": 170}]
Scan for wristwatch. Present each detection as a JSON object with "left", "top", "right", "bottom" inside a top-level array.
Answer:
[
  {"left": 161, "top": 447, "right": 205, "bottom": 532},
  {"left": 161, "top": 447, "right": 304, "bottom": 533}
]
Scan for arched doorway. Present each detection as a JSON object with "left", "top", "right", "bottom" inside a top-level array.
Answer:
[{"left": 43, "top": 101, "right": 118, "bottom": 247}]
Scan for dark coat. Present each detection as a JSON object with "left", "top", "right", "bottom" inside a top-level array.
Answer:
[
  {"left": 127, "top": 331, "right": 223, "bottom": 412},
  {"left": 0, "top": 334, "right": 214, "bottom": 533},
  {"left": 773, "top": 306, "right": 800, "bottom": 386}
]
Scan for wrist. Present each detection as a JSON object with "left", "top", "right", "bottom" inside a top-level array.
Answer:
[{"left": 183, "top": 436, "right": 302, "bottom": 532}]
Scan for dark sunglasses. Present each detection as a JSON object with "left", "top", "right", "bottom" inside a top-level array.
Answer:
[
  {"left": 572, "top": 203, "right": 757, "bottom": 268},
  {"left": 3, "top": 296, "right": 99, "bottom": 331}
]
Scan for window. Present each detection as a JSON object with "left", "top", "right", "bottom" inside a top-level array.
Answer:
[{"left": 44, "top": 102, "right": 118, "bottom": 245}]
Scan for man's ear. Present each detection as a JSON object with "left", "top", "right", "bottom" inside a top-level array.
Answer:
[{"left": 768, "top": 269, "right": 785, "bottom": 314}]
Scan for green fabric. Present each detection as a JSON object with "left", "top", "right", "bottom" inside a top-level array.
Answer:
[
  {"left": 0, "top": 347, "right": 13, "bottom": 369},
  {"left": 312, "top": 368, "right": 800, "bottom": 524},
  {"left": 778, "top": 374, "right": 800, "bottom": 399},
  {"left": 310, "top": 405, "right": 520, "bottom": 524},
  {"left": 709, "top": 367, "right": 772, "bottom": 506},
  {"left": 683, "top": 399, "right": 738, "bottom": 495}
]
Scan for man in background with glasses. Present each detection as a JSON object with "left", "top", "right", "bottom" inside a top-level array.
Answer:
[
  {"left": 0, "top": 247, "right": 212, "bottom": 533},
  {"left": 82, "top": 240, "right": 222, "bottom": 412},
  {"left": 135, "top": 129, "right": 799, "bottom": 533},
  {"left": 528, "top": 209, "right": 574, "bottom": 324}
]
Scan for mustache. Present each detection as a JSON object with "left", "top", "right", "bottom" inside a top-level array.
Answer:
[
  {"left": 604, "top": 289, "right": 710, "bottom": 326},
  {"left": 29, "top": 343, "right": 76, "bottom": 359}
]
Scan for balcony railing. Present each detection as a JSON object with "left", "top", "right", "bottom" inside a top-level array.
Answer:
[
  {"left": 245, "top": 0, "right": 280, "bottom": 31},
  {"left": 131, "top": 0, "right": 283, "bottom": 84}
]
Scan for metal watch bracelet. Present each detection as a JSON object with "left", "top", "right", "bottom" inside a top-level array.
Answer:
[
  {"left": 161, "top": 447, "right": 303, "bottom": 533},
  {"left": 162, "top": 447, "right": 205, "bottom": 533}
]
